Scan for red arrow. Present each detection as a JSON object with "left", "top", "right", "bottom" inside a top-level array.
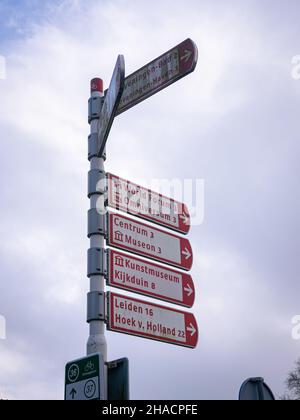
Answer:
[
  {"left": 180, "top": 238, "right": 193, "bottom": 270},
  {"left": 185, "top": 313, "right": 198, "bottom": 348},
  {"left": 178, "top": 204, "right": 191, "bottom": 234},
  {"left": 182, "top": 274, "right": 195, "bottom": 307},
  {"left": 178, "top": 38, "right": 198, "bottom": 74}
]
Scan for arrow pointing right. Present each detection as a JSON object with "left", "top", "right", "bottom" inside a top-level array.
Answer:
[
  {"left": 179, "top": 213, "right": 189, "bottom": 225},
  {"left": 180, "top": 49, "right": 193, "bottom": 63},
  {"left": 184, "top": 284, "right": 193, "bottom": 297},
  {"left": 182, "top": 247, "right": 192, "bottom": 260},
  {"left": 70, "top": 388, "right": 77, "bottom": 400},
  {"left": 187, "top": 323, "right": 196, "bottom": 337}
]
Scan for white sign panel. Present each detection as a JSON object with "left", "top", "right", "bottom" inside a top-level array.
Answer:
[
  {"left": 116, "top": 38, "right": 198, "bottom": 115},
  {"left": 107, "top": 173, "right": 190, "bottom": 234},
  {"left": 107, "top": 212, "right": 193, "bottom": 271},
  {"left": 108, "top": 292, "right": 198, "bottom": 348},
  {"left": 107, "top": 249, "right": 195, "bottom": 307}
]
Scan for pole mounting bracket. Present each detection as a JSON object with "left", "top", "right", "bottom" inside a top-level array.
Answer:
[
  {"left": 88, "top": 96, "right": 103, "bottom": 123},
  {"left": 88, "top": 209, "right": 106, "bottom": 237},
  {"left": 87, "top": 247, "right": 107, "bottom": 277},
  {"left": 87, "top": 291, "right": 105, "bottom": 322},
  {"left": 88, "top": 170, "right": 107, "bottom": 198}
]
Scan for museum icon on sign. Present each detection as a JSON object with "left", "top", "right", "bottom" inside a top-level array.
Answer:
[{"left": 114, "top": 231, "right": 124, "bottom": 242}]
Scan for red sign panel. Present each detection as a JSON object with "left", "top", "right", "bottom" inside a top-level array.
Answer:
[
  {"left": 107, "top": 173, "right": 190, "bottom": 234},
  {"left": 107, "top": 292, "right": 198, "bottom": 349},
  {"left": 107, "top": 212, "right": 193, "bottom": 271},
  {"left": 116, "top": 38, "right": 198, "bottom": 115},
  {"left": 107, "top": 249, "right": 195, "bottom": 308}
]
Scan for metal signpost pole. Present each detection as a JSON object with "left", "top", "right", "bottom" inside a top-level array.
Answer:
[
  {"left": 65, "top": 38, "right": 198, "bottom": 400},
  {"left": 87, "top": 78, "right": 107, "bottom": 399}
]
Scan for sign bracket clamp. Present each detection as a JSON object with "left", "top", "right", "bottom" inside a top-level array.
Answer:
[{"left": 87, "top": 291, "right": 106, "bottom": 323}]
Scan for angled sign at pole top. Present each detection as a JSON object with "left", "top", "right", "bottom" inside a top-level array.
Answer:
[
  {"left": 107, "top": 173, "right": 191, "bottom": 234},
  {"left": 106, "top": 212, "right": 193, "bottom": 271},
  {"left": 116, "top": 38, "right": 198, "bottom": 115},
  {"left": 97, "top": 55, "right": 125, "bottom": 158},
  {"left": 107, "top": 292, "right": 198, "bottom": 349}
]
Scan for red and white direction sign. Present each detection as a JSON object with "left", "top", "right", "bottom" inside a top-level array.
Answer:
[
  {"left": 107, "top": 212, "right": 193, "bottom": 271},
  {"left": 107, "top": 292, "right": 198, "bottom": 348},
  {"left": 107, "top": 173, "right": 190, "bottom": 234},
  {"left": 116, "top": 38, "right": 198, "bottom": 115},
  {"left": 107, "top": 249, "right": 195, "bottom": 308},
  {"left": 97, "top": 55, "right": 125, "bottom": 157}
]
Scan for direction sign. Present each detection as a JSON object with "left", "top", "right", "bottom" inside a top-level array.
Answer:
[
  {"left": 239, "top": 378, "right": 275, "bottom": 401},
  {"left": 116, "top": 38, "right": 198, "bottom": 115},
  {"left": 97, "top": 55, "right": 125, "bottom": 157},
  {"left": 65, "top": 354, "right": 104, "bottom": 401},
  {"left": 107, "top": 173, "right": 190, "bottom": 234},
  {"left": 106, "top": 212, "right": 193, "bottom": 271},
  {"left": 107, "top": 292, "right": 198, "bottom": 348},
  {"left": 107, "top": 249, "right": 195, "bottom": 307}
]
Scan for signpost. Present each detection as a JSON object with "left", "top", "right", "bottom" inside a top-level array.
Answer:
[
  {"left": 107, "top": 292, "right": 198, "bottom": 348},
  {"left": 65, "top": 354, "right": 105, "bottom": 400},
  {"left": 97, "top": 55, "right": 125, "bottom": 157},
  {"left": 107, "top": 173, "right": 191, "bottom": 234},
  {"left": 66, "top": 37, "right": 199, "bottom": 401},
  {"left": 107, "top": 249, "right": 195, "bottom": 307},
  {"left": 106, "top": 212, "right": 193, "bottom": 270},
  {"left": 116, "top": 38, "right": 198, "bottom": 115}
]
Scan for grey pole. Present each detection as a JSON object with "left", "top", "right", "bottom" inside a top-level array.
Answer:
[{"left": 87, "top": 78, "right": 107, "bottom": 399}]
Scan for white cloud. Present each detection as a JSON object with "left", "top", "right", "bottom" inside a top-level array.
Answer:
[
  {"left": 0, "top": 339, "right": 63, "bottom": 400},
  {"left": 0, "top": 345, "right": 30, "bottom": 377},
  {"left": 0, "top": 223, "right": 84, "bottom": 306}
]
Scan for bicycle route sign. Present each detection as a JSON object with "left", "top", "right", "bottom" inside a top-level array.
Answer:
[{"left": 65, "top": 353, "right": 105, "bottom": 401}]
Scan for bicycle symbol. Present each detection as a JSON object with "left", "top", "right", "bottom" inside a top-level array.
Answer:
[{"left": 84, "top": 361, "right": 95, "bottom": 373}]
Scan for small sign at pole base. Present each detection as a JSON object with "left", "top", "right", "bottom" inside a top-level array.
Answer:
[
  {"left": 107, "top": 358, "right": 130, "bottom": 401},
  {"left": 65, "top": 353, "right": 105, "bottom": 400},
  {"left": 239, "top": 377, "right": 275, "bottom": 400}
]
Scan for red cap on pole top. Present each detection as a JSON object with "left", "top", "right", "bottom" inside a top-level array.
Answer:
[{"left": 91, "top": 78, "right": 103, "bottom": 94}]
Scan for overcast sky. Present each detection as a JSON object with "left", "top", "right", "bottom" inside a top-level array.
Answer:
[{"left": 0, "top": 0, "right": 300, "bottom": 400}]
